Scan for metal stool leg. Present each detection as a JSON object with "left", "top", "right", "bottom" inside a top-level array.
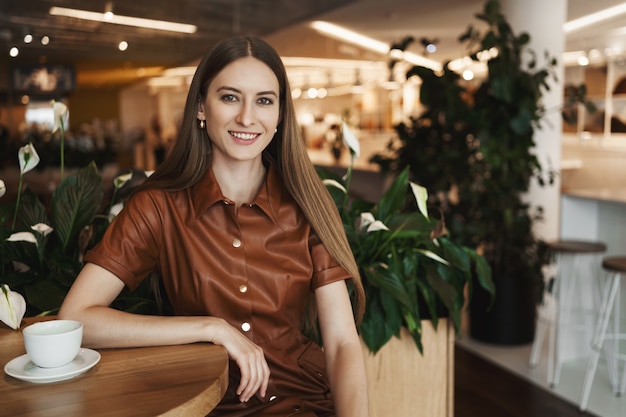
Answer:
[
  {"left": 529, "top": 300, "right": 549, "bottom": 367},
  {"left": 580, "top": 272, "right": 620, "bottom": 411}
]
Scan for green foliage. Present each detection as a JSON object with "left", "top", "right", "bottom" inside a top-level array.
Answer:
[
  {"left": 371, "top": 0, "right": 559, "bottom": 288},
  {"left": 319, "top": 167, "right": 493, "bottom": 354},
  {"left": 1, "top": 164, "right": 105, "bottom": 314},
  {"left": 0, "top": 161, "right": 168, "bottom": 317}
]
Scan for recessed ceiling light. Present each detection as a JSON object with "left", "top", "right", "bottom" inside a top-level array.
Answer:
[{"left": 49, "top": 6, "right": 197, "bottom": 34}]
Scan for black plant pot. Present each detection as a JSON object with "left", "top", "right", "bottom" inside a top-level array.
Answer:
[{"left": 469, "top": 273, "right": 537, "bottom": 345}]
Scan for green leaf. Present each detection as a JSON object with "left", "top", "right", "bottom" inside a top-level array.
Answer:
[
  {"left": 376, "top": 168, "right": 410, "bottom": 219},
  {"left": 471, "top": 250, "right": 495, "bottom": 296},
  {"left": 362, "top": 264, "right": 414, "bottom": 312},
  {"left": 17, "top": 188, "right": 49, "bottom": 227},
  {"left": 360, "top": 293, "right": 395, "bottom": 353},
  {"left": 51, "top": 162, "right": 104, "bottom": 252},
  {"left": 24, "top": 279, "right": 67, "bottom": 313}
]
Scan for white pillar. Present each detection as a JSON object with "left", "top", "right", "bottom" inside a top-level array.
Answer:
[{"left": 501, "top": 0, "right": 567, "bottom": 242}]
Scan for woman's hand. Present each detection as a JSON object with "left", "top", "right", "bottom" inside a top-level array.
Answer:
[{"left": 208, "top": 318, "right": 270, "bottom": 403}]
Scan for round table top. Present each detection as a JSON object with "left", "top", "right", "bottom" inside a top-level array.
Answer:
[{"left": 1, "top": 318, "right": 229, "bottom": 417}]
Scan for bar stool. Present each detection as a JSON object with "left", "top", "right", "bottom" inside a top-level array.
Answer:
[
  {"left": 529, "top": 240, "right": 606, "bottom": 387},
  {"left": 580, "top": 256, "right": 626, "bottom": 412}
]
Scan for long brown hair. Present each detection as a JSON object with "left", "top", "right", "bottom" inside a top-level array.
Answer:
[{"left": 139, "top": 36, "right": 365, "bottom": 324}]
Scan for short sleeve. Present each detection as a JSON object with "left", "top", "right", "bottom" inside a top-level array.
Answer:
[
  {"left": 309, "top": 232, "right": 351, "bottom": 290},
  {"left": 84, "top": 190, "right": 163, "bottom": 292}
]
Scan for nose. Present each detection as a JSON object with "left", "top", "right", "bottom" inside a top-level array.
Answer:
[{"left": 236, "top": 101, "right": 254, "bottom": 127}]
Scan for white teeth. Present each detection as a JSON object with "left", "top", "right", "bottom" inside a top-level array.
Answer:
[{"left": 230, "top": 132, "right": 258, "bottom": 140}]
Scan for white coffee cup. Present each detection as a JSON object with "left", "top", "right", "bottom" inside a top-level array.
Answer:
[{"left": 23, "top": 320, "right": 83, "bottom": 368}]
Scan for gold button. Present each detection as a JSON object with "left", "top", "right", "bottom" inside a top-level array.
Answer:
[
  {"left": 232, "top": 238, "right": 241, "bottom": 248},
  {"left": 241, "top": 322, "right": 251, "bottom": 332},
  {"left": 239, "top": 284, "right": 248, "bottom": 293}
]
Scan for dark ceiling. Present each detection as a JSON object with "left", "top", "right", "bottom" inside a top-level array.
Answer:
[{"left": 0, "top": 0, "right": 356, "bottom": 87}]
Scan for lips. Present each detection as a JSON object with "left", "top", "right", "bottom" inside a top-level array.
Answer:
[{"left": 229, "top": 131, "right": 259, "bottom": 140}]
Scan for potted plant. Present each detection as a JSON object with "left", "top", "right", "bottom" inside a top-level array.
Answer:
[
  {"left": 320, "top": 122, "right": 493, "bottom": 354},
  {"left": 319, "top": 122, "right": 492, "bottom": 416},
  {"left": 371, "top": 0, "right": 561, "bottom": 344}
]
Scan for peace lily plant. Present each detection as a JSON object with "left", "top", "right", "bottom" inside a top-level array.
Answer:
[
  {"left": 319, "top": 123, "right": 494, "bottom": 354},
  {"left": 0, "top": 101, "right": 161, "bottom": 328}
]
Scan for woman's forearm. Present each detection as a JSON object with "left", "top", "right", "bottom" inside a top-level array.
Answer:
[
  {"left": 59, "top": 305, "right": 222, "bottom": 348},
  {"left": 325, "top": 340, "right": 370, "bottom": 417}
]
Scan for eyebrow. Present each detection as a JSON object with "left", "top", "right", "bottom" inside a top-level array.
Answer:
[{"left": 216, "top": 86, "right": 278, "bottom": 97}]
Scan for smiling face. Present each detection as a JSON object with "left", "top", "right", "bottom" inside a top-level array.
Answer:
[{"left": 197, "top": 56, "right": 280, "bottom": 167}]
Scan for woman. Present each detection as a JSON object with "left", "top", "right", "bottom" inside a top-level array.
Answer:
[{"left": 59, "top": 36, "right": 369, "bottom": 417}]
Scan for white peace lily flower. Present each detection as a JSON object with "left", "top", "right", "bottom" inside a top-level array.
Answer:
[
  {"left": 7, "top": 231, "right": 38, "bottom": 246},
  {"left": 113, "top": 172, "right": 133, "bottom": 189},
  {"left": 410, "top": 182, "right": 429, "bottom": 219},
  {"left": 322, "top": 179, "right": 347, "bottom": 194},
  {"left": 358, "top": 212, "right": 389, "bottom": 232},
  {"left": 0, "top": 284, "right": 26, "bottom": 330},
  {"left": 0, "top": 179, "right": 5, "bottom": 198},
  {"left": 358, "top": 212, "right": 375, "bottom": 231},
  {"left": 109, "top": 202, "right": 124, "bottom": 219},
  {"left": 18, "top": 143, "right": 40, "bottom": 175},
  {"left": 341, "top": 121, "right": 360, "bottom": 158},
  {"left": 52, "top": 101, "right": 69, "bottom": 134},
  {"left": 418, "top": 249, "right": 450, "bottom": 265},
  {"left": 367, "top": 220, "right": 389, "bottom": 232},
  {"left": 31, "top": 223, "right": 53, "bottom": 236}
]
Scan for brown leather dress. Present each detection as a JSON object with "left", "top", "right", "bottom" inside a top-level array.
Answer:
[{"left": 84, "top": 166, "right": 349, "bottom": 416}]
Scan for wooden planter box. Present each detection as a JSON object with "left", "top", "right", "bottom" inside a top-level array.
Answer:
[{"left": 362, "top": 319, "right": 454, "bottom": 417}]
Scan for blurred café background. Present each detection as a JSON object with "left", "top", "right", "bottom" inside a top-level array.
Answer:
[
  {"left": 1, "top": 1, "right": 625, "bottom": 181},
  {"left": 3, "top": 0, "right": 625, "bottom": 247}
]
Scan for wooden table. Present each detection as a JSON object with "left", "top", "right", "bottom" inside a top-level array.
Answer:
[{"left": 1, "top": 321, "right": 229, "bottom": 417}]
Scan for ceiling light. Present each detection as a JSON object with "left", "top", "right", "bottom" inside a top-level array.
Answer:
[
  {"left": 311, "top": 21, "right": 389, "bottom": 54},
  {"left": 311, "top": 21, "right": 441, "bottom": 71},
  {"left": 420, "top": 37, "right": 439, "bottom": 54},
  {"left": 462, "top": 69, "right": 474, "bottom": 81},
  {"left": 9, "top": 47, "right": 19, "bottom": 57},
  {"left": 118, "top": 41, "right": 128, "bottom": 51},
  {"left": 564, "top": 2, "right": 626, "bottom": 33},
  {"left": 24, "top": 34, "right": 33, "bottom": 43},
  {"left": 104, "top": 2, "right": 114, "bottom": 21},
  {"left": 49, "top": 6, "right": 197, "bottom": 34},
  {"left": 41, "top": 36, "right": 50, "bottom": 45},
  {"left": 577, "top": 54, "right": 590, "bottom": 66}
]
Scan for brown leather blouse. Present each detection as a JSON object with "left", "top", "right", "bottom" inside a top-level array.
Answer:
[{"left": 84, "top": 165, "right": 350, "bottom": 416}]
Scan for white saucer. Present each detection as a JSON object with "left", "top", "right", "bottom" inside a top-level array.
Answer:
[{"left": 4, "top": 348, "right": 101, "bottom": 384}]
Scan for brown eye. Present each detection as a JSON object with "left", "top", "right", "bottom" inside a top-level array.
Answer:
[{"left": 221, "top": 94, "right": 237, "bottom": 103}]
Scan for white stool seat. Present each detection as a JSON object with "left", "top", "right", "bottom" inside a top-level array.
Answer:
[
  {"left": 580, "top": 256, "right": 626, "bottom": 411},
  {"left": 529, "top": 240, "right": 606, "bottom": 387}
]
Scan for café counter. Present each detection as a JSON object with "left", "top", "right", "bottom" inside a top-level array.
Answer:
[{"left": 560, "top": 187, "right": 626, "bottom": 256}]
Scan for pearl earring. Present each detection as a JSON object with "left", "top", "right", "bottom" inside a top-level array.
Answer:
[{"left": 197, "top": 119, "right": 205, "bottom": 129}]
